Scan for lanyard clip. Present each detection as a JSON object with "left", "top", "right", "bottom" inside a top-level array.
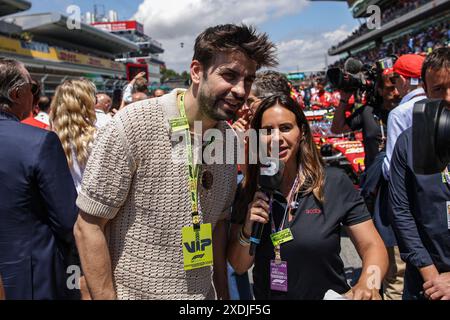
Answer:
[
  {"left": 274, "top": 247, "right": 282, "bottom": 263},
  {"left": 192, "top": 212, "right": 201, "bottom": 230}
]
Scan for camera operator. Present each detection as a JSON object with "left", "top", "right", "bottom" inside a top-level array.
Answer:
[
  {"left": 331, "top": 60, "right": 406, "bottom": 299},
  {"left": 382, "top": 54, "right": 426, "bottom": 180},
  {"left": 389, "top": 47, "right": 450, "bottom": 300},
  {"left": 331, "top": 59, "right": 399, "bottom": 170}
]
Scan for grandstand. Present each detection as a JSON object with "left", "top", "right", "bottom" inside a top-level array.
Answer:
[
  {"left": 0, "top": 0, "right": 139, "bottom": 95},
  {"left": 0, "top": 0, "right": 30, "bottom": 16},
  {"left": 327, "top": 0, "right": 450, "bottom": 63},
  {"left": 0, "top": 0, "right": 28, "bottom": 35},
  {"left": 91, "top": 19, "right": 165, "bottom": 85}
]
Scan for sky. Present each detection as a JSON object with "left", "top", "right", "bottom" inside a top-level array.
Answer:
[{"left": 26, "top": 0, "right": 360, "bottom": 73}]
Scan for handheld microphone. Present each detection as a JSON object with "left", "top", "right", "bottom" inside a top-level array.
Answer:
[{"left": 249, "top": 158, "right": 285, "bottom": 256}]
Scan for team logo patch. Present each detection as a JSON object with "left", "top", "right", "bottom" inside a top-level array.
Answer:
[{"left": 305, "top": 208, "right": 322, "bottom": 215}]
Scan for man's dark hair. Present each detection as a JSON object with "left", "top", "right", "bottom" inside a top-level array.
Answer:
[
  {"left": 134, "top": 77, "right": 148, "bottom": 93},
  {"left": 251, "top": 70, "right": 290, "bottom": 98},
  {"left": 421, "top": 47, "right": 450, "bottom": 87},
  {"left": 193, "top": 24, "right": 277, "bottom": 70},
  {"left": 0, "top": 57, "right": 27, "bottom": 110},
  {"left": 38, "top": 96, "right": 51, "bottom": 113}
]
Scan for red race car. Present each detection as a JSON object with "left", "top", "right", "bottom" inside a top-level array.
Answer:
[{"left": 306, "top": 110, "right": 365, "bottom": 186}]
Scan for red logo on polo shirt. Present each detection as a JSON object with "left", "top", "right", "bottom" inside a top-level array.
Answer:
[{"left": 305, "top": 208, "right": 322, "bottom": 215}]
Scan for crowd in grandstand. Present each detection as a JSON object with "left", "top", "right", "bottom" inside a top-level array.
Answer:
[
  {"left": 330, "top": 0, "right": 434, "bottom": 50},
  {"left": 330, "top": 21, "right": 449, "bottom": 69}
]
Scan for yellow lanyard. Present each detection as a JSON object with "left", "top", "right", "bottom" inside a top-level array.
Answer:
[
  {"left": 443, "top": 165, "right": 450, "bottom": 187},
  {"left": 178, "top": 93, "right": 201, "bottom": 230}
]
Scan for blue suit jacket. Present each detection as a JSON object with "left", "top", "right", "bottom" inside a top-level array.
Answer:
[{"left": 0, "top": 111, "right": 79, "bottom": 299}]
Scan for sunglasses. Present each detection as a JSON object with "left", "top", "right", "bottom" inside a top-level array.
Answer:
[
  {"left": 29, "top": 82, "right": 41, "bottom": 105},
  {"left": 31, "top": 83, "right": 40, "bottom": 96}
]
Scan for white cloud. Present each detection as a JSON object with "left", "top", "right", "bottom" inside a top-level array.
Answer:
[
  {"left": 277, "top": 25, "right": 352, "bottom": 73},
  {"left": 132, "top": 0, "right": 308, "bottom": 72},
  {"left": 132, "top": 2, "right": 352, "bottom": 73},
  {"left": 323, "top": 25, "right": 352, "bottom": 43}
]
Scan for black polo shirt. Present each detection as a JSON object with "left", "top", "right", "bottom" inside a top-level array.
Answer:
[{"left": 239, "top": 167, "right": 371, "bottom": 300}]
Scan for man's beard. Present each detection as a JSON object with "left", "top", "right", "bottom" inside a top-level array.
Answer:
[{"left": 197, "top": 85, "right": 240, "bottom": 121}]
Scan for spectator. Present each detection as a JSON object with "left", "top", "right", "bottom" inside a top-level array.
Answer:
[
  {"left": 73, "top": 24, "right": 277, "bottom": 300},
  {"left": 131, "top": 91, "right": 148, "bottom": 103},
  {"left": 234, "top": 70, "right": 291, "bottom": 133},
  {"left": 134, "top": 77, "right": 149, "bottom": 95},
  {"left": 35, "top": 95, "right": 51, "bottom": 126},
  {"left": 50, "top": 79, "right": 97, "bottom": 194},
  {"left": 0, "top": 57, "right": 79, "bottom": 299},
  {"left": 154, "top": 88, "right": 165, "bottom": 97},
  {"left": 122, "top": 71, "right": 148, "bottom": 105},
  {"left": 382, "top": 54, "right": 426, "bottom": 180},
  {"left": 110, "top": 88, "right": 123, "bottom": 114},
  {"left": 389, "top": 47, "right": 450, "bottom": 300},
  {"left": 21, "top": 80, "right": 49, "bottom": 130},
  {"left": 95, "top": 93, "right": 112, "bottom": 128}
]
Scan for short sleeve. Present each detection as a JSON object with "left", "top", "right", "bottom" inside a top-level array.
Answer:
[
  {"left": 330, "top": 169, "right": 371, "bottom": 226},
  {"left": 76, "top": 118, "right": 135, "bottom": 220},
  {"left": 122, "top": 83, "right": 133, "bottom": 103}
]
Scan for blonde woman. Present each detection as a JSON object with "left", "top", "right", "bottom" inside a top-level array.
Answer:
[{"left": 50, "top": 79, "right": 97, "bottom": 193}]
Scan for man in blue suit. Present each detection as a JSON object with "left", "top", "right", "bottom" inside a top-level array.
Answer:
[{"left": 0, "top": 57, "right": 79, "bottom": 299}]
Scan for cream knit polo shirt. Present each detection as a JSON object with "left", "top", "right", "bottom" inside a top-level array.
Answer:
[{"left": 76, "top": 89, "right": 237, "bottom": 299}]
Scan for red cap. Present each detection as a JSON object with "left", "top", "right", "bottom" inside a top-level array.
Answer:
[{"left": 393, "top": 54, "right": 425, "bottom": 79}]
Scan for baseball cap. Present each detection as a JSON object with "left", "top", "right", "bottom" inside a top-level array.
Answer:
[{"left": 393, "top": 54, "right": 425, "bottom": 79}]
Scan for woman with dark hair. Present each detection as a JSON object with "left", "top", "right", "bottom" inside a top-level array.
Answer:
[{"left": 228, "top": 94, "right": 388, "bottom": 300}]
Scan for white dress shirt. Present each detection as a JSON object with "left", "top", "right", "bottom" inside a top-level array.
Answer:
[
  {"left": 95, "top": 109, "right": 112, "bottom": 129},
  {"left": 382, "top": 87, "right": 427, "bottom": 180},
  {"left": 34, "top": 111, "right": 50, "bottom": 126}
]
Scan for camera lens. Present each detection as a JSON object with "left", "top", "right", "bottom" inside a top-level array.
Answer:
[{"left": 437, "top": 105, "right": 450, "bottom": 162}]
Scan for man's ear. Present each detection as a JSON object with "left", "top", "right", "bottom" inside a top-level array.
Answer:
[
  {"left": 422, "top": 82, "right": 428, "bottom": 95},
  {"left": 190, "top": 60, "right": 203, "bottom": 85},
  {"left": 8, "top": 86, "right": 19, "bottom": 101}
]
